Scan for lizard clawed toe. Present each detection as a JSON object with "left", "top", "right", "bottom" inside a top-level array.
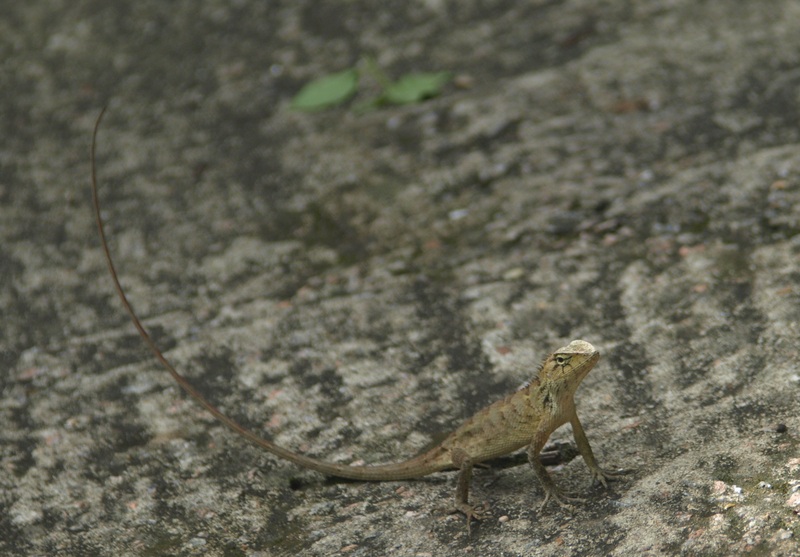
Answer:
[
  {"left": 452, "top": 502, "right": 486, "bottom": 535},
  {"left": 590, "top": 466, "right": 630, "bottom": 488},
  {"left": 539, "top": 488, "right": 586, "bottom": 513}
]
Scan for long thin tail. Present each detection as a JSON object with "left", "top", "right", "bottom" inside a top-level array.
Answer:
[{"left": 90, "top": 108, "right": 442, "bottom": 481}]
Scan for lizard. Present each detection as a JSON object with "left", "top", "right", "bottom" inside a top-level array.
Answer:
[{"left": 89, "top": 107, "right": 623, "bottom": 528}]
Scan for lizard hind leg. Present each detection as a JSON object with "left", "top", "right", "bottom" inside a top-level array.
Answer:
[{"left": 450, "top": 448, "right": 485, "bottom": 533}]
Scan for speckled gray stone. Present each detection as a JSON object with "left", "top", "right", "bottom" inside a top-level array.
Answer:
[{"left": 2, "top": 1, "right": 800, "bottom": 555}]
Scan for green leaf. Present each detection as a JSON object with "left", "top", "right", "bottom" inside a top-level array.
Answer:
[
  {"left": 382, "top": 71, "right": 451, "bottom": 105},
  {"left": 291, "top": 69, "right": 359, "bottom": 111}
]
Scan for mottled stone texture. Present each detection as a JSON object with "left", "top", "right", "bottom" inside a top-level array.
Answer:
[{"left": 2, "top": 1, "right": 799, "bottom": 555}]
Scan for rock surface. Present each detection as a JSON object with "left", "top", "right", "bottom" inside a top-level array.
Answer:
[{"left": 2, "top": 1, "right": 799, "bottom": 555}]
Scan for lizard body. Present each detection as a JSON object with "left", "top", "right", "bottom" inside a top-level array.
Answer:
[{"left": 90, "top": 107, "right": 621, "bottom": 526}]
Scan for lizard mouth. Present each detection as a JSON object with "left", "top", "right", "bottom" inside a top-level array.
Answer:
[{"left": 575, "top": 350, "right": 600, "bottom": 381}]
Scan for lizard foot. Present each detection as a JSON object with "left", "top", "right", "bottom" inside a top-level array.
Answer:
[
  {"left": 589, "top": 466, "right": 630, "bottom": 488},
  {"left": 538, "top": 488, "right": 586, "bottom": 513},
  {"left": 452, "top": 501, "right": 487, "bottom": 535}
]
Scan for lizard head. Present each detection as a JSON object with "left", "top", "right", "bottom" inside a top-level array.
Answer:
[{"left": 537, "top": 339, "right": 600, "bottom": 390}]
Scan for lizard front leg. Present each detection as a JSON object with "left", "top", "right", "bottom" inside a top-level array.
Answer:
[
  {"left": 570, "top": 412, "right": 626, "bottom": 487},
  {"left": 450, "top": 448, "right": 484, "bottom": 532},
  {"left": 527, "top": 431, "right": 585, "bottom": 511}
]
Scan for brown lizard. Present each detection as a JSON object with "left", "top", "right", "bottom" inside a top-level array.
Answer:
[{"left": 90, "top": 107, "right": 622, "bottom": 527}]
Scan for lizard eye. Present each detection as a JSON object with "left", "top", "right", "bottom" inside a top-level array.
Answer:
[{"left": 555, "top": 355, "right": 569, "bottom": 366}]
